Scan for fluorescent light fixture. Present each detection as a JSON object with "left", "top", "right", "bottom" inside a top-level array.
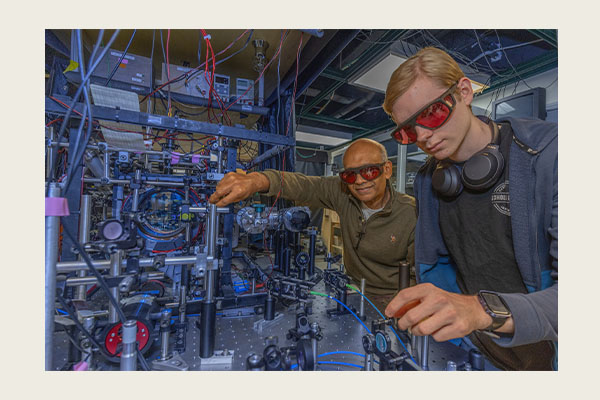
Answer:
[
  {"left": 296, "top": 131, "right": 351, "bottom": 146},
  {"left": 351, "top": 53, "right": 407, "bottom": 93},
  {"left": 350, "top": 41, "right": 489, "bottom": 94}
]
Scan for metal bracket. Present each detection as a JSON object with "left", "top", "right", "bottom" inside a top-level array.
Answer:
[
  {"left": 151, "top": 352, "right": 189, "bottom": 371},
  {"left": 199, "top": 349, "right": 234, "bottom": 371},
  {"left": 253, "top": 312, "right": 285, "bottom": 333},
  {"left": 206, "top": 173, "right": 225, "bottom": 181}
]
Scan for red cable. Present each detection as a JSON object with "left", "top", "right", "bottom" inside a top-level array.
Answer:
[
  {"left": 141, "top": 30, "right": 250, "bottom": 104},
  {"left": 200, "top": 30, "right": 231, "bottom": 126},
  {"left": 224, "top": 29, "right": 288, "bottom": 112},
  {"left": 46, "top": 118, "right": 63, "bottom": 127}
]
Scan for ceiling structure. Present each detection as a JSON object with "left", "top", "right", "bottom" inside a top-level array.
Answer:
[{"left": 45, "top": 29, "right": 558, "bottom": 154}]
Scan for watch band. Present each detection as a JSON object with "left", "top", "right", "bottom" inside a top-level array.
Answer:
[{"left": 477, "top": 291, "right": 511, "bottom": 332}]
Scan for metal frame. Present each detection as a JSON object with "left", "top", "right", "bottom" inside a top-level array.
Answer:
[{"left": 46, "top": 96, "right": 295, "bottom": 147}]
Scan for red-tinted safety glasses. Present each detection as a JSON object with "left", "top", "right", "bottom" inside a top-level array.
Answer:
[
  {"left": 391, "top": 83, "right": 458, "bottom": 145},
  {"left": 339, "top": 162, "right": 386, "bottom": 184}
]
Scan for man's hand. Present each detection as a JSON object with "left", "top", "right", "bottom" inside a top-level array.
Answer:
[
  {"left": 384, "top": 283, "right": 493, "bottom": 342},
  {"left": 208, "top": 172, "right": 270, "bottom": 207}
]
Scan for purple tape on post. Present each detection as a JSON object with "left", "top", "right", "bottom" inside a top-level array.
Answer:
[
  {"left": 45, "top": 197, "right": 70, "bottom": 216},
  {"left": 73, "top": 361, "right": 89, "bottom": 371},
  {"left": 171, "top": 152, "right": 181, "bottom": 165},
  {"left": 191, "top": 154, "right": 201, "bottom": 164}
]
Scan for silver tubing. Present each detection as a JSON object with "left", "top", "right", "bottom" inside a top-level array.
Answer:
[
  {"left": 365, "top": 353, "right": 373, "bottom": 371},
  {"left": 46, "top": 127, "right": 55, "bottom": 180},
  {"left": 420, "top": 335, "right": 430, "bottom": 371},
  {"left": 396, "top": 143, "right": 407, "bottom": 194},
  {"left": 84, "top": 177, "right": 186, "bottom": 187},
  {"left": 51, "top": 141, "right": 211, "bottom": 159},
  {"left": 204, "top": 137, "right": 223, "bottom": 304},
  {"left": 57, "top": 255, "right": 198, "bottom": 273},
  {"left": 159, "top": 310, "right": 172, "bottom": 360},
  {"left": 103, "top": 149, "right": 110, "bottom": 182},
  {"left": 45, "top": 183, "right": 61, "bottom": 371},
  {"left": 66, "top": 272, "right": 164, "bottom": 286},
  {"left": 120, "top": 320, "right": 138, "bottom": 371},
  {"left": 75, "top": 195, "right": 92, "bottom": 300},
  {"left": 311, "top": 322, "right": 319, "bottom": 371},
  {"left": 189, "top": 206, "right": 230, "bottom": 214},
  {"left": 359, "top": 278, "right": 366, "bottom": 319},
  {"left": 84, "top": 150, "right": 105, "bottom": 178},
  {"left": 258, "top": 75, "right": 265, "bottom": 106},
  {"left": 81, "top": 316, "right": 95, "bottom": 366},
  {"left": 184, "top": 187, "right": 191, "bottom": 243},
  {"left": 179, "top": 285, "right": 187, "bottom": 323},
  {"left": 131, "top": 169, "right": 142, "bottom": 212},
  {"left": 108, "top": 251, "right": 122, "bottom": 323}
]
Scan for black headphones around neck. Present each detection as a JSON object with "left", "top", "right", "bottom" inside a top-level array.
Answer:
[{"left": 431, "top": 121, "right": 505, "bottom": 198}]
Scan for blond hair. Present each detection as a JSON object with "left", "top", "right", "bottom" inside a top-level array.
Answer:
[{"left": 382, "top": 47, "right": 466, "bottom": 120}]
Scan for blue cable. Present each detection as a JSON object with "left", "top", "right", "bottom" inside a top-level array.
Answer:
[
  {"left": 348, "top": 285, "right": 416, "bottom": 364},
  {"left": 319, "top": 351, "right": 380, "bottom": 365},
  {"left": 326, "top": 295, "right": 371, "bottom": 334},
  {"left": 319, "top": 351, "right": 365, "bottom": 358},
  {"left": 291, "top": 360, "right": 364, "bottom": 370},
  {"left": 318, "top": 361, "right": 363, "bottom": 369},
  {"left": 56, "top": 308, "right": 68, "bottom": 315}
]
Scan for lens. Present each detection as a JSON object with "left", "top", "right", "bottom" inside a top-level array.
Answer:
[
  {"left": 393, "top": 125, "right": 418, "bottom": 144},
  {"left": 360, "top": 165, "right": 382, "bottom": 181},
  {"left": 340, "top": 170, "right": 357, "bottom": 184},
  {"left": 416, "top": 101, "right": 451, "bottom": 129}
]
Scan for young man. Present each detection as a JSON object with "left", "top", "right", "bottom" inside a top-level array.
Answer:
[
  {"left": 382, "top": 47, "right": 557, "bottom": 370},
  {"left": 209, "top": 138, "right": 416, "bottom": 310}
]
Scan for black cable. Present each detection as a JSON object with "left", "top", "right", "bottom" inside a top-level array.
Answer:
[
  {"left": 493, "top": 29, "right": 557, "bottom": 92},
  {"left": 64, "top": 30, "right": 95, "bottom": 194},
  {"left": 46, "top": 29, "right": 120, "bottom": 196},
  {"left": 473, "top": 30, "right": 511, "bottom": 78},
  {"left": 61, "top": 325, "right": 87, "bottom": 354},
  {"left": 276, "top": 30, "right": 288, "bottom": 135},
  {"left": 55, "top": 292, "right": 115, "bottom": 360},
  {"left": 59, "top": 221, "right": 151, "bottom": 371},
  {"left": 106, "top": 29, "right": 137, "bottom": 86},
  {"left": 157, "top": 90, "right": 208, "bottom": 116},
  {"left": 149, "top": 29, "right": 155, "bottom": 111}
]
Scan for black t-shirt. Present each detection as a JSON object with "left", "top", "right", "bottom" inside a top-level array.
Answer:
[
  {"left": 439, "top": 122, "right": 527, "bottom": 295},
  {"left": 438, "top": 122, "right": 554, "bottom": 371}
]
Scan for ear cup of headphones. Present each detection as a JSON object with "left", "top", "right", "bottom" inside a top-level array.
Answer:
[
  {"left": 432, "top": 163, "right": 463, "bottom": 197},
  {"left": 461, "top": 144, "right": 504, "bottom": 191}
]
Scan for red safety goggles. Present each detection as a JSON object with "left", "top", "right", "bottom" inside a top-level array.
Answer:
[
  {"left": 339, "top": 162, "right": 386, "bottom": 184},
  {"left": 391, "top": 83, "right": 458, "bottom": 145}
]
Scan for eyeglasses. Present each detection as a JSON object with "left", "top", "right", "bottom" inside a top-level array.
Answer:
[
  {"left": 391, "top": 83, "right": 458, "bottom": 145},
  {"left": 339, "top": 162, "right": 386, "bottom": 184}
]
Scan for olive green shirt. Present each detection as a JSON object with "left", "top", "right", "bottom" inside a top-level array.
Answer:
[{"left": 260, "top": 170, "right": 416, "bottom": 296}]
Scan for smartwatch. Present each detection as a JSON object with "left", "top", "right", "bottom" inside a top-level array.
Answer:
[{"left": 477, "top": 290, "right": 511, "bottom": 331}]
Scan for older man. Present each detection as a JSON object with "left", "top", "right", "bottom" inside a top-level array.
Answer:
[{"left": 209, "top": 138, "right": 416, "bottom": 310}]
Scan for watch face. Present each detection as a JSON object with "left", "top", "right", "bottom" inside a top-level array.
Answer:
[{"left": 481, "top": 292, "right": 510, "bottom": 316}]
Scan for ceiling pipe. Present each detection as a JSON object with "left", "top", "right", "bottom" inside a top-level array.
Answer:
[
  {"left": 332, "top": 92, "right": 376, "bottom": 119},
  {"left": 265, "top": 30, "right": 360, "bottom": 107}
]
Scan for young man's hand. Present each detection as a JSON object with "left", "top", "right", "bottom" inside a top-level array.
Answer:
[
  {"left": 208, "top": 172, "right": 270, "bottom": 207},
  {"left": 384, "top": 283, "right": 513, "bottom": 342}
]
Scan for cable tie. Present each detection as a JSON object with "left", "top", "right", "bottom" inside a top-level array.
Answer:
[{"left": 203, "top": 34, "right": 211, "bottom": 40}]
